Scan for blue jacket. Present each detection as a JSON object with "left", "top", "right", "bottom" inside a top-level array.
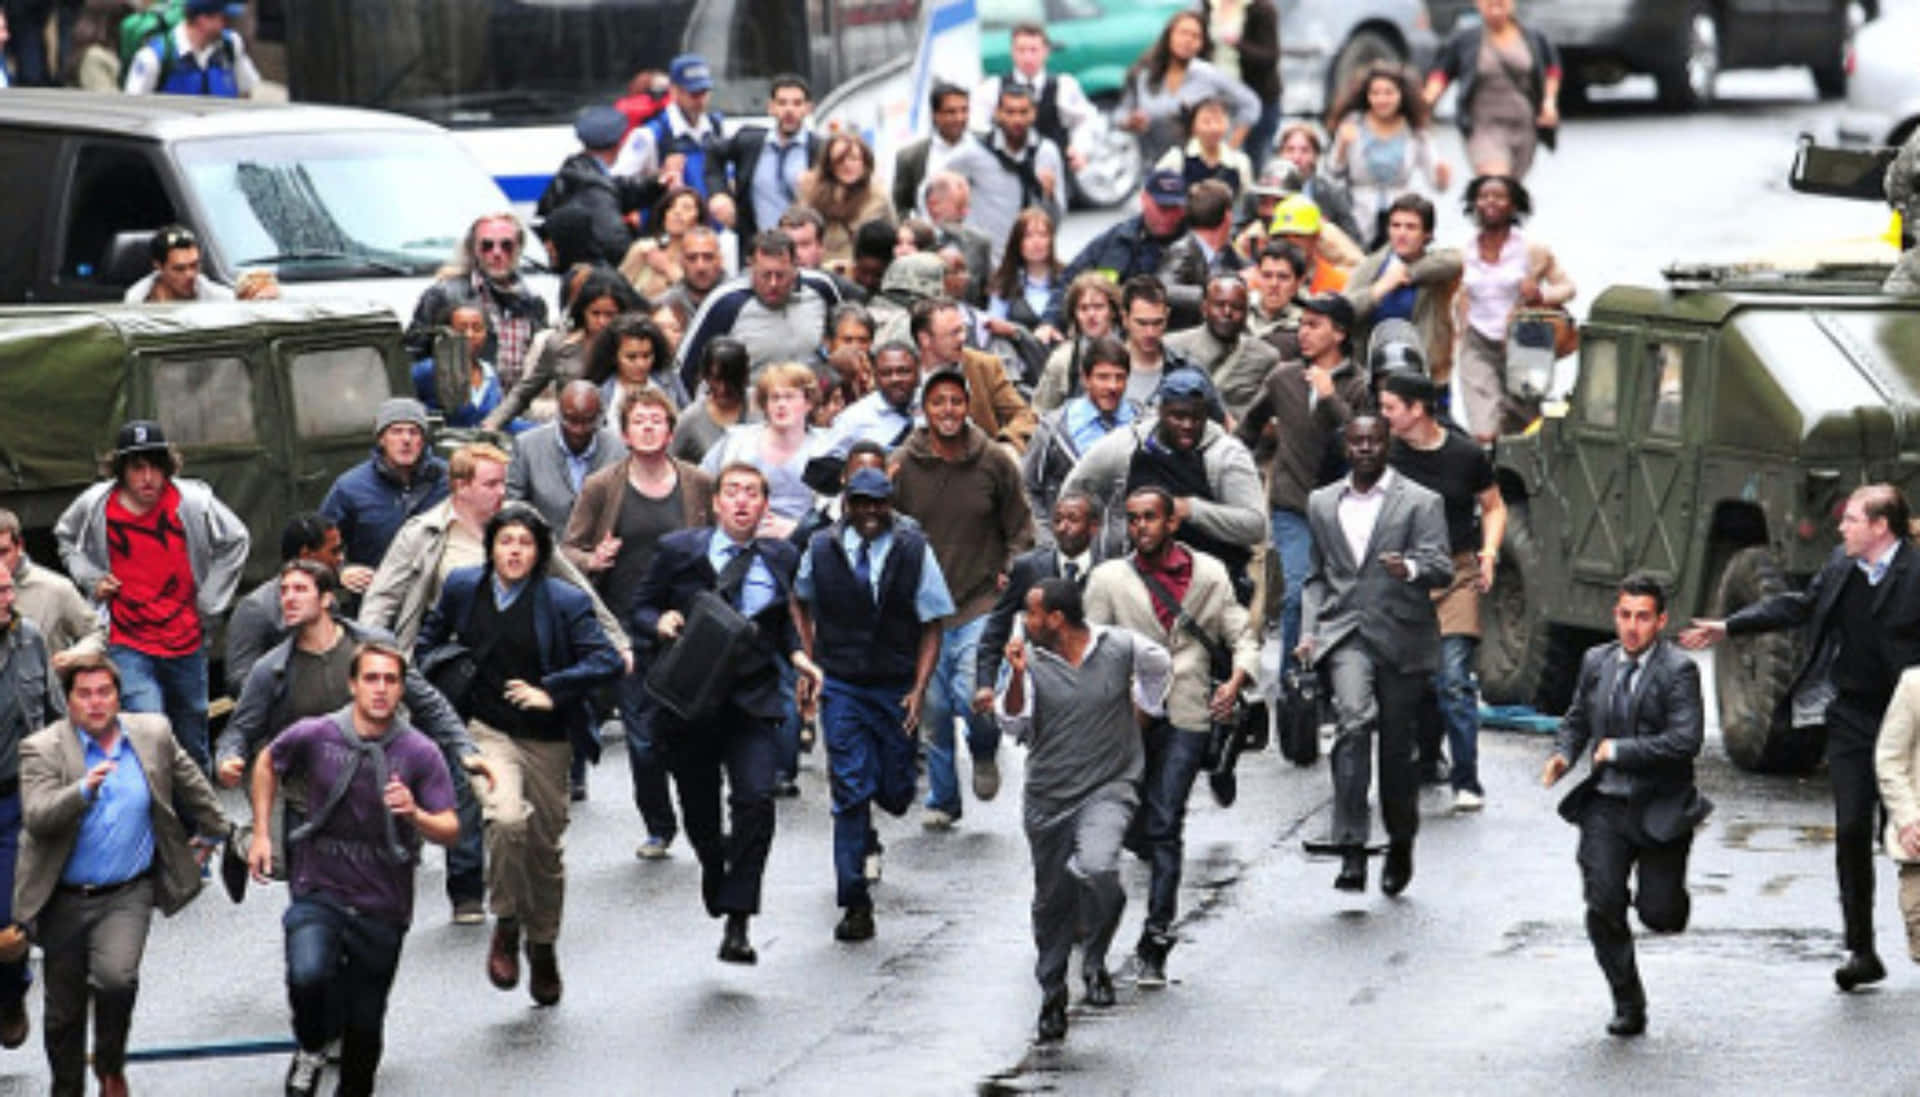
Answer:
[
  {"left": 416, "top": 567, "right": 624, "bottom": 760},
  {"left": 320, "top": 451, "right": 451, "bottom": 568},
  {"left": 1048, "top": 214, "right": 1181, "bottom": 327},
  {"left": 631, "top": 528, "right": 800, "bottom": 722}
]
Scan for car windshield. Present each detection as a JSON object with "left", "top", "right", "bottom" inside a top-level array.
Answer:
[{"left": 172, "top": 131, "right": 535, "bottom": 281}]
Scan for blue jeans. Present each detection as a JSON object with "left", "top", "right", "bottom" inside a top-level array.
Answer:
[
  {"left": 1437, "top": 635, "right": 1482, "bottom": 795},
  {"left": 823, "top": 679, "right": 918, "bottom": 909},
  {"left": 922, "top": 616, "right": 992, "bottom": 816},
  {"left": 1246, "top": 97, "right": 1283, "bottom": 177},
  {"left": 110, "top": 643, "right": 210, "bottom": 774},
  {"left": 619, "top": 661, "right": 678, "bottom": 843},
  {"left": 1125, "top": 720, "right": 1210, "bottom": 943},
  {"left": 1270, "top": 509, "right": 1313, "bottom": 677},
  {"left": 284, "top": 897, "right": 404, "bottom": 1097},
  {"left": 0, "top": 792, "right": 30, "bottom": 1005}
]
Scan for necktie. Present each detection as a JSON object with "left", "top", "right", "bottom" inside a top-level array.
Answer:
[
  {"left": 723, "top": 545, "right": 746, "bottom": 610},
  {"left": 1610, "top": 657, "right": 1638, "bottom": 740},
  {"left": 1063, "top": 561, "right": 1080, "bottom": 585},
  {"left": 854, "top": 539, "right": 874, "bottom": 603},
  {"left": 774, "top": 140, "right": 800, "bottom": 204}
]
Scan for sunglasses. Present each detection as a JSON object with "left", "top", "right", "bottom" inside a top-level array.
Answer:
[{"left": 477, "top": 238, "right": 518, "bottom": 255}]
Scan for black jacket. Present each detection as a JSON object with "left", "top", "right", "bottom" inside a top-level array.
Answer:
[
  {"left": 536, "top": 152, "right": 664, "bottom": 269},
  {"left": 974, "top": 545, "right": 1099, "bottom": 689},
  {"left": 1157, "top": 232, "right": 1250, "bottom": 330},
  {"left": 1049, "top": 215, "right": 1182, "bottom": 328},
  {"left": 1554, "top": 638, "right": 1712, "bottom": 845},
  {"left": 1726, "top": 543, "right": 1920, "bottom": 728},
  {"left": 630, "top": 527, "right": 801, "bottom": 722},
  {"left": 1427, "top": 21, "right": 1561, "bottom": 137},
  {"left": 706, "top": 127, "right": 822, "bottom": 244}
]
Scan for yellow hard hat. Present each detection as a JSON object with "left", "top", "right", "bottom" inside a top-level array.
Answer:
[{"left": 1270, "top": 194, "right": 1323, "bottom": 236}]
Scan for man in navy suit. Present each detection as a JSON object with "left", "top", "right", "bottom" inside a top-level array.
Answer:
[
  {"left": 632, "top": 463, "right": 822, "bottom": 965},
  {"left": 706, "top": 76, "right": 820, "bottom": 245}
]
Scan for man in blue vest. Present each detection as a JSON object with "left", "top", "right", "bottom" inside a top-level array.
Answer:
[
  {"left": 122, "top": 0, "right": 259, "bottom": 98},
  {"left": 791, "top": 467, "right": 953, "bottom": 943},
  {"left": 613, "top": 53, "right": 725, "bottom": 202}
]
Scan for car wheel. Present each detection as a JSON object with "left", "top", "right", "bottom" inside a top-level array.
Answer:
[
  {"left": 1656, "top": 4, "right": 1719, "bottom": 111},
  {"left": 1070, "top": 106, "right": 1143, "bottom": 210},
  {"left": 1325, "top": 27, "right": 1402, "bottom": 108},
  {"left": 1476, "top": 509, "right": 1546, "bottom": 706},
  {"left": 1810, "top": 17, "right": 1849, "bottom": 100},
  {"left": 1710, "top": 546, "right": 1822, "bottom": 775}
]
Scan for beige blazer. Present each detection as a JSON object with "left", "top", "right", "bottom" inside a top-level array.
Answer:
[
  {"left": 1877, "top": 669, "right": 1920, "bottom": 863},
  {"left": 16, "top": 713, "right": 230, "bottom": 926}
]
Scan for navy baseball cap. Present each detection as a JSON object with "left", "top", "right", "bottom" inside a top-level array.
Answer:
[
  {"left": 185, "top": 0, "right": 245, "bottom": 16},
  {"left": 114, "top": 420, "right": 170, "bottom": 457},
  {"left": 921, "top": 367, "right": 969, "bottom": 405},
  {"left": 1143, "top": 169, "right": 1188, "bottom": 207},
  {"left": 574, "top": 106, "right": 627, "bottom": 151},
  {"left": 1158, "top": 367, "right": 1213, "bottom": 402},
  {"left": 670, "top": 54, "right": 715, "bottom": 93},
  {"left": 846, "top": 467, "right": 893, "bottom": 500}
]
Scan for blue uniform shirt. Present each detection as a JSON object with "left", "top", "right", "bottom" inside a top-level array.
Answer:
[
  {"left": 62, "top": 722, "right": 154, "bottom": 887},
  {"left": 794, "top": 523, "right": 956, "bottom": 622}
]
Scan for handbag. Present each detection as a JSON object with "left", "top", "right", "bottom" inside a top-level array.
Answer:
[
  {"left": 644, "top": 547, "right": 761, "bottom": 724},
  {"left": 1277, "top": 665, "right": 1322, "bottom": 767}
]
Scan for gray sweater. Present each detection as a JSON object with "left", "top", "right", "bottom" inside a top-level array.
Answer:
[
  {"left": 54, "top": 477, "right": 251, "bottom": 623},
  {"left": 1060, "top": 419, "right": 1267, "bottom": 563}
]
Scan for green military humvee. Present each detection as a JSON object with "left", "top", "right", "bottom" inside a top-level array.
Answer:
[
  {"left": 1478, "top": 263, "right": 1920, "bottom": 775},
  {"left": 0, "top": 301, "right": 412, "bottom": 591}
]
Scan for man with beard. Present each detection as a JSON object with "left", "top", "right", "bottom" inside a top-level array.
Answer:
[
  {"left": 1165, "top": 273, "right": 1280, "bottom": 421},
  {"left": 946, "top": 83, "right": 1065, "bottom": 264}
]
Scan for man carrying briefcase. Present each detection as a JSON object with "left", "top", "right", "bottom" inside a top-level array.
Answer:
[{"left": 632, "top": 463, "right": 821, "bottom": 966}]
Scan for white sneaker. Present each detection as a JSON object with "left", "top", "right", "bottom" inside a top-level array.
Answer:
[
  {"left": 286, "top": 1048, "right": 326, "bottom": 1097},
  {"left": 635, "top": 836, "right": 671, "bottom": 860},
  {"left": 922, "top": 809, "right": 956, "bottom": 831},
  {"left": 863, "top": 849, "right": 883, "bottom": 884},
  {"left": 1452, "top": 789, "right": 1484, "bottom": 813}
]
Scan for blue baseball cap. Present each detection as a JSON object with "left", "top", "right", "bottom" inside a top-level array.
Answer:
[
  {"left": 574, "top": 105, "right": 627, "bottom": 151},
  {"left": 1143, "top": 169, "right": 1188, "bottom": 207},
  {"left": 669, "top": 54, "right": 715, "bottom": 93},
  {"left": 845, "top": 467, "right": 893, "bottom": 500},
  {"left": 1158, "top": 367, "right": 1213, "bottom": 402},
  {"left": 185, "top": 0, "right": 245, "bottom": 16}
]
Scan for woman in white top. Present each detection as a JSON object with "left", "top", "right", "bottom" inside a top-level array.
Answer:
[
  {"left": 699, "top": 362, "right": 829, "bottom": 537},
  {"left": 1327, "top": 61, "right": 1452, "bottom": 250},
  {"left": 1453, "top": 174, "right": 1574, "bottom": 443}
]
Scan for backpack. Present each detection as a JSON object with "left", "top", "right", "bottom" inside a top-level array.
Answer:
[{"left": 117, "top": 1, "right": 184, "bottom": 79}]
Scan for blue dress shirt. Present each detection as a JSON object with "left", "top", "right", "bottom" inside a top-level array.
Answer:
[
  {"left": 794, "top": 523, "right": 956, "bottom": 622},
  {"left": 62, "top": 722, "right": 154, "bottom": 887},
  {"left": 707, "top": 528, "right": 781, "bottom": 617}
]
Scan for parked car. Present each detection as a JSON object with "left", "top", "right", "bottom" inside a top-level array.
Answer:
[
  {"left": 0, "top": 90, "right": 552, "bottom": 319},
  {"left": 1836, "top": 0, "right": 1920, "bottom": 146},
  {"left": 1278, "top": 0, "right": 1439, "bottom": 118}
]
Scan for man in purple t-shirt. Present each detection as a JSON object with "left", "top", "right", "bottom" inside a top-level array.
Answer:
[{"left": 247, "top": 642, "right": 458, "bottom": 1097}]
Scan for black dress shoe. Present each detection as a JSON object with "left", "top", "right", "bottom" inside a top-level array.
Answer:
[
  {"left": 718, "top": 913, "right": 757, "bottom": 965},
  {"left": 1835, "top": 951, "right": 1886, "bottom": 991},
  {"left": 1381, "top": 843, "right": 1413, "bottom": 897},
  {"left": 1134, "top": 935, "right": 1170, "bottom": 988},
  {"left": 1334, "top": 850, "right": 1367, "bottom": 892},
  {"left": 834, "top": 905, "right": 875, "bottom": 942},
  {"left": 1036, "top": 988, "right": 1069, "bottom": 1043},
  {"left": 1606, "top": 1003, "right": 1647, "bottom": 1037},
  {"left": 1084, "top": 967, "right": 1115, "bottom": 1007}
]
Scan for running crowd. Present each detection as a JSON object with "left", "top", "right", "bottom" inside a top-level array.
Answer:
[{"left": 16, "top": 1, "right": 1919, "bottom": 1093}]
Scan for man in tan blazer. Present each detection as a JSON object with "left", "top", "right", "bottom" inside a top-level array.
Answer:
[{"left": 17, "top": 653, "right": 230, "bottom": 1097}]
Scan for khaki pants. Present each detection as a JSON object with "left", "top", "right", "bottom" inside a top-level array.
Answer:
[{"left": 470, "top": 722, "right": 572, "bottom": 945}]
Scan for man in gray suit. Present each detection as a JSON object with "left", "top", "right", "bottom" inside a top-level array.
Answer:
[
  {"left": 1298, "top": 417, "right": 1451, "bottom": 896},
  {"left": 1543, "top": 573, "right": 1712, "bottom": 1038},
  {"left": 506, "top": 381, "right": 625, "bottom": 536}
]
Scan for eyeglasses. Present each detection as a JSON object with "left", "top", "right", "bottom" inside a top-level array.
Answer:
[{"left": 477, "top": 238, "right": 518, "bottom": 255}]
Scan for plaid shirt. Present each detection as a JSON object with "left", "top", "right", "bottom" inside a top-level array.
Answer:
[{"left": 471, "top": 271, "right": 538, "bottom": 390}]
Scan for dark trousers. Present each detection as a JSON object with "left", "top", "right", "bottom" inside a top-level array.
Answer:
[
  {"left": 1125, "top": 720, "right": 1209, "bottom": 943},
  {"left": 0, "top": 792, "right": 31, "bottom": 1005},
  {"left": 1829, "top": 701, "right": 1885, "bottom": 954},
  {"left": 437, "top": 741, "right": 485, "bottom": 906},
  {"left": 665, "top": 707, "right": 779, "bottom": 916},
  {"left": 1577, "top": 795, "right": 1692, "bottom": 1006},
  {"left": 1326, "top": 640, "right": 1423, "bottom": 849},
  {"left": 284, "top": 897, "right": 405, "bottom": 1097},
  {"left": 39, "top": 878, "right": 154, "bottom": 1096},
  {"left": 823, "top": 678, "right": 918, "bottom": 909},
  {"left": 620, "top": 663, "right": 679, "bottom": 843}
]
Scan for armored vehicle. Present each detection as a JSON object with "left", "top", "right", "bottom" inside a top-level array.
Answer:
[{"left": 0, "top": 301, "right": 412, "bottom": 590}]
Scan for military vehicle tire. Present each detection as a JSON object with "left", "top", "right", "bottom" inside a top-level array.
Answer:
[
  {"left": 1477, "top": 511, "right": 1546, "bottom": 707},
  {"left": 1656, "top": 3, "right": 1720, "bottom": 111},
  {"left": 1711, "top": 546, "right": 1822, "bottom": 774}
]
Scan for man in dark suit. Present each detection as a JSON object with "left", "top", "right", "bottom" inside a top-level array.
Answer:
[
  {"left": 972, "top": 490, "right": 1102, "bottom": 719},
  {"left": 893, "top": 82, "right": 975, "bottom": 217},
  {"left": 707, "top": 75, "right": 822, "bottom": 250},
  {"left": 1546, "top": 573, "right": 1712, "bottom": 1038},
  {"left": 505, "top": 382, "right": 625, "bottom": 539},
  {"left": 1681, "top": 483, "right": 1920, "bottom": 991},
  {"left": 631, "top": 462, "right": 821, "bottom": 965},
  {"left": 1298, "top": 417, "right": 1451, "bottom": 895}
]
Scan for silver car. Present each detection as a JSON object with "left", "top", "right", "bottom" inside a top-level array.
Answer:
[
  {"left": 1836, "top": 0, "right": 1920, "bottom": 147},
  {"left": 1279, "top": 0, "right": 1441, "bottom": 119}
]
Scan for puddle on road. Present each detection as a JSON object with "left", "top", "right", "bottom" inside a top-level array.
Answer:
[
  {"left": 1718, "top": 820, "right": 1834, "bottom": 851},
  {"left": 1495, "top": 919, "right": 1840, "bottom": 962}
]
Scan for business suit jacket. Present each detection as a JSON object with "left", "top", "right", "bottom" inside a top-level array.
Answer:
[
  {"left": 507, "top": 422, "right": 627, "bottom": 537},
  {"left": 1726, "top": 542, "right": 1920, "bottom": 732},
  {"left": 1301, "top": 471, "right": 1453, "bottom": 675},
  {"left": 893, "top": 137, "right": 934, "bottom": 219},
  {"left": 708, "top": 126, "right": 822, "bottom": 243},
  {"left": 1554, "top": 638, "right": 1713, "bottom": 845},
  {"left": 558, "top": 458, "right": 715, "bottom": 578},
  {"left": 630, "top": 528, "right": 801, "bottom": 722},
  {"left": 17, "top": 713, "right": 231, "bottom": 925},
  {"left": 974, "top": 545, "right": 1100, "bottom": 690}
]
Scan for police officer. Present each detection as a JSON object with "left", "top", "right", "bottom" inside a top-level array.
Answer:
[
  {"left": 123, "top": 0, "right": 261, "bottom": 98},
  {"left": 1045, "top": 170, "right": 1192, "bottom": 330}
]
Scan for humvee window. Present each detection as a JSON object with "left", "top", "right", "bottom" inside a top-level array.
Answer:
[
  {"left": 290, "top": 345, "right": 389, "bottom": 438},
  {"left": 61, "top": 145, "right": 174, "bottom": 284},
  {"left": 153, "top": 356, "right": 256, "bottom": 446},
  {"left": 1648, "top": 343, "right": 1685, "bottom": 437},
  {"left": 1580, "top": 339, "right": 1620, "bottom": 428}
]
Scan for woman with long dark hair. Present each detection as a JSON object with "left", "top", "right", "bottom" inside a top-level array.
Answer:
[
  {"left": 1327, "top": 61, "right": 1452, "bottom": 249},
  {"left": 486, "top": 269, "right": 643, "bottom": 429},
  {"left": 1423, "top": 0, "right": 1562, "bottom": 179},
  {"left": 620, "top": 186, "right": 710, "bottom": 300},
  {"left": 1121, "top": 9, "right": 1260, "bottom": 169},
  {"left": 986, "top": 208, "right": 1066, "bottom": 342}
]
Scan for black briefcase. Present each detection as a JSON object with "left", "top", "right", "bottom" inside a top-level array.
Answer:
[
  {"left": 1277, "top": 666, "right": 1321, "bottom": 767},
  {"left": 644, "top": 590, "right": 757, "bottom": 724}
]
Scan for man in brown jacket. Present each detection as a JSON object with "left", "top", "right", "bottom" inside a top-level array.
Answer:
[
  {"left": 890, "top": 368, "right": 1034, "bottom": 828},
  {"left": 1235, "top": 293, "right": 1373, "bottom": 676},
  {"left": 910, "top": 296, "right": 1038, "bottom": 454},
  {"left": 18, "top": 653, "right": 230, "bottom": 1097},
  {"left": 560, "top": 389, "right": 714, "bottom": 859}
]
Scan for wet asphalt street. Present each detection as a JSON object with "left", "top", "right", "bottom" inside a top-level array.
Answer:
[{"left": 1, "top": 71, "right": 1911, "bottom": 1097}]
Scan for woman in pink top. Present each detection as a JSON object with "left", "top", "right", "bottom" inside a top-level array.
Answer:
[{"left": 1454, "top": 174, "right": 1574, "bottom": 443}]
